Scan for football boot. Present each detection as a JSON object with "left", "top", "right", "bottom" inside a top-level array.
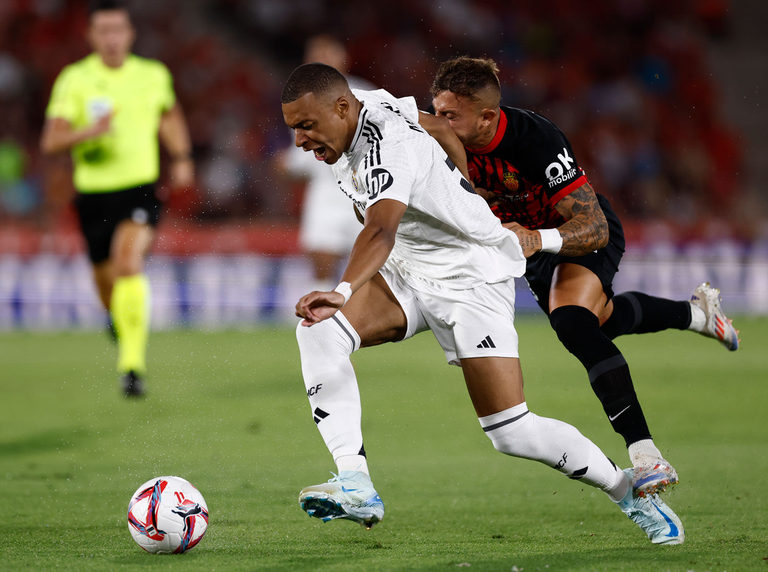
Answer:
[{"left": 299, "top": 470, "right": 384, "bottom": 529}]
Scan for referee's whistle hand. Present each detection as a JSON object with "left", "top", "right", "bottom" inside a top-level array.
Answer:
[{"left": 88, "top": 113, "right": 113, "bottom": 138}]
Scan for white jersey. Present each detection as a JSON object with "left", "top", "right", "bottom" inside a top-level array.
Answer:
[{"left": 331, "top": 88, "right": 526, "bottom": 290}]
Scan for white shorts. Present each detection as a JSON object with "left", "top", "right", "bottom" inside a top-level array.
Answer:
[{"left": 378, "top": 262, "right": 519, "bottom": 366}]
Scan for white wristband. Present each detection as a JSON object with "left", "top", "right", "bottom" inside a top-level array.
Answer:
[
  {"left": 334, "top": 282, "right": 353, "bottom": 305},
  {"left": 539, "top": 228, "right": 563, "bottom": 254}
]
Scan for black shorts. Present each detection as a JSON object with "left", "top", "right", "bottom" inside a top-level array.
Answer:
[
  {"left": 524, "top": 193, "right": 625, "bottom": 315},
  {"left": 74, "top": 183, "right": 162, "bottom": 264}
]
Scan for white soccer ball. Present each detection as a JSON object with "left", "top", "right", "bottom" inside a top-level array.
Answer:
[{"left": 127, "top": 476, "right": 209, "bottom": 554}]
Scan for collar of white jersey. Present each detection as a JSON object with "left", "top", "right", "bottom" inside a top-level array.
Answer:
[{"left": 345, "top": 105, "right": 370, "bottom": 158}]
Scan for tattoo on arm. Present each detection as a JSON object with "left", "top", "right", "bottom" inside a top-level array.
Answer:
[
  {"left": 517, "top": 230, "right": 541, "bottom": 255},
  {"left": 553, "top": 183, "right": 609, "bottom": 256}
]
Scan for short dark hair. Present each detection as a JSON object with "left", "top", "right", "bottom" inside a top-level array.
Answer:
[
  {"left": 89, "top": 0, "right": 129, "bottom": 16},
  {"left": 431, "top": 56, "right": 501, "bottom": 103},
  {"left": 281, "top": 63, "right": 349, "bottom": 104}
]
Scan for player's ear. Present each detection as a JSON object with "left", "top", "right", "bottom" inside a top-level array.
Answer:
[
  {"left": 480, "top": 108, "right": 496, "bottom": 128},
  {"left": 336, "top": 96, "right": 349, "bottom": 119}
]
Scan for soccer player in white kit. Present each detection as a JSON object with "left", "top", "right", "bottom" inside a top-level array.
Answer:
[
  {"left": 278, "top": 35, "right": 377, "bottom": 292},
  {"left": 280, "top": 63, "right": 684, "bottom": 545}
]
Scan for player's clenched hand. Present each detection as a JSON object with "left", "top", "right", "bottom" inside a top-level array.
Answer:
[
  {"left": 503, "top": 221, "right": 541, "bottom": 258},
  {"left": 295, "top": 291, "right": 346, "bottom": 326},
  {"left": 169, "top": 157, "right": 194, "bottom": 190}
]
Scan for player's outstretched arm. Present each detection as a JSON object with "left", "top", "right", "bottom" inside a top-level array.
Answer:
[
  {"left": 295, "top": 198, "right": 406, "bottom": 326},
  {"left": 417, "top": 112, "right": 471, "bottom": 181},
  {"left": 40, "top": 116, "right": 112, "bottom": 155}
]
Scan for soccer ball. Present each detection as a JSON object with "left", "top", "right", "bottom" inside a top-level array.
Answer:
[{"left": 127, "top": 476, "right": 209, "bottom": 554}]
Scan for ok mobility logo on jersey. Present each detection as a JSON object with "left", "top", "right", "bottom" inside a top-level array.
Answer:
[
  {"left": 366, "top": 168, "right": 394, "bottom": 200},
  {"left": 545, "top": 147, "right": 577, "bottom": 188}
]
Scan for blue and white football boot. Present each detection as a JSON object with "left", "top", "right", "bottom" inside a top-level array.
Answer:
[
  {"left": 619, "top": 469, "right": 685, "bottom": 544},
  {"left": 299, "top": 471, "right": 384, "bottom": 529},
  {"left": 690, "top": 282, "right": 739, "bottom": 351},
  {"left": 630, "top": 460, "right": 679, "bottom": 497}
]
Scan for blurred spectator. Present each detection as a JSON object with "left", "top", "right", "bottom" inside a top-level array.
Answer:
[{"left": 0, "top": 139, "right": 40, "bottom": 216}]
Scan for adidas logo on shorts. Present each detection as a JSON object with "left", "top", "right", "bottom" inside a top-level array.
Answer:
[{"left": 476, "top": 335, "right": 496, "bottom": 349}]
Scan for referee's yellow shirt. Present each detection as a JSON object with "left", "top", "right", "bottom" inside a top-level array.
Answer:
[{"left": 46, "top": 53, "right": 176, "bottom": 193}]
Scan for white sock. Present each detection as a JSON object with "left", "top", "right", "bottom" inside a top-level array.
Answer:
[
  {"left": 336, "top": 454, "right": 370, "bottom": 475},
  {"left": 296, "top": 312, "right": 366, "bottom": 464},
  {"left": 480, "top": 402, "right": 628, "bottom": 502},
  {"left": 628, "top": 439, "right": 664, "bottom": 467},
  {"left": 688, "top": 302, "right": 706, "bottom": 332}
]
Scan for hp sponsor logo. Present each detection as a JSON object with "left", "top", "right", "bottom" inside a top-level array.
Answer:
[{"left": 368, "top": 168, "right": 393, "bottom": 200}]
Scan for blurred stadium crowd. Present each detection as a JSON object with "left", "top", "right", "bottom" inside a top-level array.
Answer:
[{"left": 0, "top": 0, "right": 753, "bottom": 239}]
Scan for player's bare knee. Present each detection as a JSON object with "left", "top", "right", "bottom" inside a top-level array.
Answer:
[
  {"left": 110, "top": 246, "right": 144, "bottom": 277},
  {"left": 112, "top": 260, "right": 142, "bottom": 278}
]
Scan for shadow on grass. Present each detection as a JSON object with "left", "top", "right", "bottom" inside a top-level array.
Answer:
[{"left": 0, "top": 427, "right": 90, "bottom": 457}]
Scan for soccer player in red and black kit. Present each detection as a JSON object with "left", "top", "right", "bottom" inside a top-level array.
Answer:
[{"left": 430, "top": 56, "right": 740, "bottom": 496}]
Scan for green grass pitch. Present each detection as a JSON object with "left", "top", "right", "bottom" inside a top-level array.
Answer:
[{"left": 1, "top": 315, "right": 766, "bottom": 571}]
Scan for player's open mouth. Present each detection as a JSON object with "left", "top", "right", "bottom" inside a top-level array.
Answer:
[{"left": 313, "top": 147, "right": 327, "bottom": 161}]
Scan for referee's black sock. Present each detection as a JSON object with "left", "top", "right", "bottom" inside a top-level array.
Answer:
[
  {"left": 550, "top": 305, "right": 651, "bottom": 447},
  {"left": 601, "top": 292, "right": 692, "bottom": 340}
]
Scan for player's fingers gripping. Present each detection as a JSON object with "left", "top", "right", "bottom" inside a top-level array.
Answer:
[
  {"left": 296, "top": 291, "right": 344, "bottom": 326},
  {"left": 308, "top": 292, "right": 345, "bottom": 317},
  {"left": 295, "top": 292, "right": 319, "bottom": 320},
  {"left": 297, "top": 304, "right": 321, "bottom": 327}
]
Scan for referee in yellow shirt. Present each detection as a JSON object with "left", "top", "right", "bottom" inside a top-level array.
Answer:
[{"left": 41, "top": 0, "right": 193, "bottom": 396}]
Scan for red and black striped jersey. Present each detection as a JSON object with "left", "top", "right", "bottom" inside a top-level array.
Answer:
[{"left": 466, "top": 106, "right": 589, "bottom": 230}]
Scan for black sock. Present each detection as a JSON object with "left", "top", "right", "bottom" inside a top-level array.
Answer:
[
  {"left": 601, "top": 292, "right": 692, "bottom": 340},
  {"left": 550, "top": 305, "right": 651, "bottom": 447}
]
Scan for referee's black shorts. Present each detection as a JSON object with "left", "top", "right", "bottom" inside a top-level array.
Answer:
[
  {"left": 524, "top": 193, "right": 625, "bottom": 315},
  {"left": 73, "top": 183, "right": 162, "bottom": 264}
]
